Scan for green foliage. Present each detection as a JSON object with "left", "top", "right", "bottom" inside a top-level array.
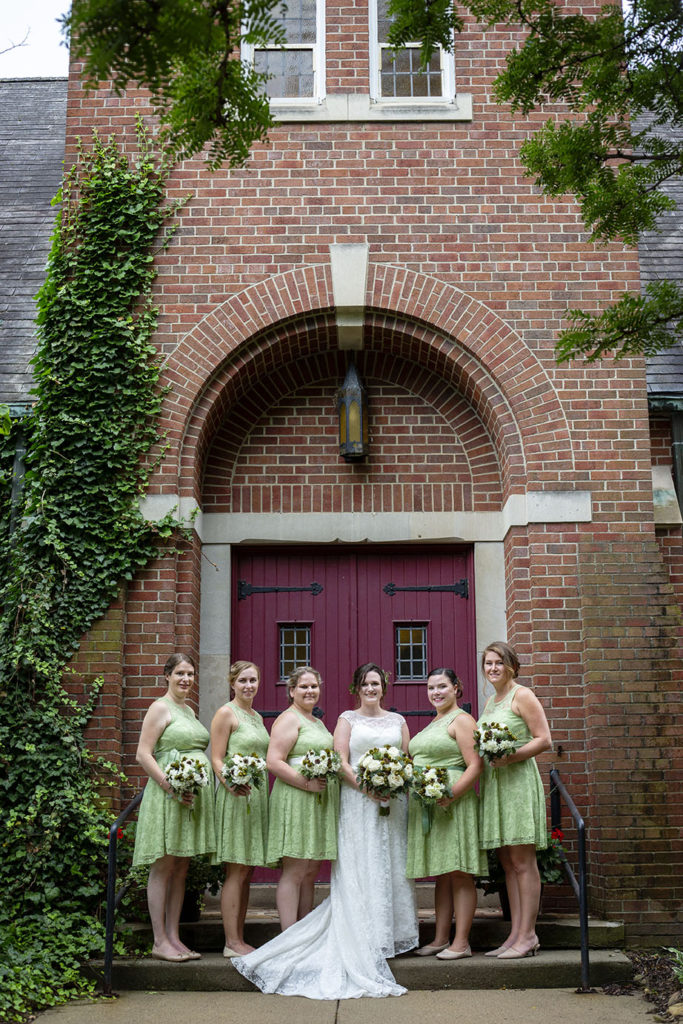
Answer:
[
  {"left": 1, "top": 131, "right": 182, "bottom": 683},
  {"left": 0, "top": 129, "right": 183, "bottom": 1022},
  {"left": 665, "top": 946, "right": 683, "bottom": 985},
  {"left": 384, "top": 0, "right": 464, "bottom": 57},
  {"left": 0, "top": 406, "right": 9, "bottom": 436},
  {"left": 66, "top": 0, "right": 285, "bottom": 168},
  {"left": 556, "top": 280, "right": 683, "bottom": 363}
]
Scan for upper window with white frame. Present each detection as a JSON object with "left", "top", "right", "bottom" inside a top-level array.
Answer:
[
  {"left": 243, "top": 0, "right": 326, "bottom": 104},
  {"left": 369, "top": 0, "right": 455, "bottom": 102}
]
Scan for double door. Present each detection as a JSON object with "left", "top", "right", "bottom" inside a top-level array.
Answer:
[{"left": 231, "top": 545, "right": 476, "bottom": 730}]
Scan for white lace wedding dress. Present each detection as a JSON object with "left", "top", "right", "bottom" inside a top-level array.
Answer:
[{"left": 233, "top": 710, "right": 418, "bottom": 999}]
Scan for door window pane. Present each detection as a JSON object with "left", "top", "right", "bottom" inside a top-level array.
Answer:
[
  {"left": 279, "top": 624, "right": 312, "bottom": 680},
  {"left": 395, "top": 624, "right": 428, "bottom": 680}
]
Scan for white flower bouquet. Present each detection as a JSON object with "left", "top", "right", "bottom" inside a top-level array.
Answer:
[
  {"left": 300, "top": 748, "right": 342, "bottom": 802},
  {"left": 411, "top": 765, "right": 452, "bottom": 835},
  {"left": 164, "top": 756, "right": 210, "bottom": 816},
  {"left": 356, "top": 745, "right": 414, "bottom": 816},
  {"left": 473, "top": 722, "right": 518, "bottom": 766},
  {"left": 221, "top": 753, "right": 267, "bottom": 813}
]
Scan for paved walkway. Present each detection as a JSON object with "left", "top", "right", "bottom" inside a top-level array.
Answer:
[{"left": 38, "top": 987, "right": 654, "bottom": 1024}]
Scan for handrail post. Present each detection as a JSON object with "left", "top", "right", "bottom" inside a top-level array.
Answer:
[
  {"left": 577, "top": 818, "right": 590, "bottom": 993},
  {"left": 103, "top": 822, "right": 120, "bottom": 996},
  {"left": 549, "top": 767, "right": 592, "bottom": 993},
  {"left": 102, "top": 791, "right": 144, "bottom": 996}
]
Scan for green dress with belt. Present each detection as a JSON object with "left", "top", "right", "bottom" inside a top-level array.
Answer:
[
  {"left": 213, "top": 702, "right": 270, "bottom": 866},
  {"left": 132, "top": 696, "right": 216, "bottom": 866},
  {"left": 266, "top": 709, "right": 340, "bottom": 863},
  {"left": 406, "top": 708, "right": 487, "bottom": 878},
  {"left": 477, "top": 683, "right": 547, "bottom": 850}
]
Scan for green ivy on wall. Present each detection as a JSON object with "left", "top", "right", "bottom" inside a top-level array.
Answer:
[{"left": 0, "top": 129, "right": 185, "bottom": 1022}]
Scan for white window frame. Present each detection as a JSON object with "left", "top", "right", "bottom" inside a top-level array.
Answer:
[
  {"left": 242, "top": 0, "right": 326, "bottom": 106},
  {"left": 368, "top": 0, "right": 456, "bottom": 104}
]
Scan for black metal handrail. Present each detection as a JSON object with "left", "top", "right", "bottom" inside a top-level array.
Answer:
[
  {"left": 549, "top": 766, "right": 592, "bottom": 993},
  {"left": 103, "top": 791, "right": 144, "bottom": 996}
]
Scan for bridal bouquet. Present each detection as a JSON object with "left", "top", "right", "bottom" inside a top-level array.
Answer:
[
  {"left": 221, "top": 753, "right": 267, "bottom": 813},
  {"left": 411, "top": 765, "right": 452, "bottom": 835},
  {"left": 164, "top": 756, "right": 210, "bottom": 815},
  {"left": 300, "top": 748, "right": 342, "bottom": 802},
  {"left": 473, "top": 722, "right": 517, "bottom": 766},
  {"left": 356, "top": 746, "right": 414, "bottom": 816}
]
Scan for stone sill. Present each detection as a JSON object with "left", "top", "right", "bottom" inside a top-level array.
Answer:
[{"left": 270, "top": 92, "right": 473, "bottom": 123}]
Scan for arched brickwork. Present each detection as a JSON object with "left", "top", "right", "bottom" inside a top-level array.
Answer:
[
  {"left": 154, "top": 265, "right": 573, "bottom": 503},
  {"left": 203, "top": 351, "right": 503, "bottom": 515}
]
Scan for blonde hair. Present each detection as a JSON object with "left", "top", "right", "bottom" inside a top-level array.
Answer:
[
  {"left": 229, "top": 661, "right": 261, "bottom": 692},
  {"left": 481, "top": 642, "right": 520, "bottom": 680},
  {"left": 286, "top": 665, "right": 322, "bottom": 704}
]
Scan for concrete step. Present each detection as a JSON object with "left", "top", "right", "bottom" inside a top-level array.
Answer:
[
  {"left": 122, "top": 909, "right": 625, "bottom": 952},
  {"left": 87, "top": 949, "right": 633, "bottom": 992}
]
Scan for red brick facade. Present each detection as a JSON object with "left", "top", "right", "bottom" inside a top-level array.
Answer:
[{"left": 66, "top": 4, "right": 682, "bottom": 942}]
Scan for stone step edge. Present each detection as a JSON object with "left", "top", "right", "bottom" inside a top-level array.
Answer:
[
  {"left": 121, "top": 915, "right": 626, "bottom": 949},
  {"left": 86, "top": 949, "right": 634, "bottom": 993}
]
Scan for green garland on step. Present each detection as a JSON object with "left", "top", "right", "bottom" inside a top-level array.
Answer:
[{"left": 0, "top": 129, "right": 186, "bottom": 1023}]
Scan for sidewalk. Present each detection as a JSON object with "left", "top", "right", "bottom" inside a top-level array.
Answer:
[{"left": 37, "top": 987, "right": 655, "bottom": 1024}]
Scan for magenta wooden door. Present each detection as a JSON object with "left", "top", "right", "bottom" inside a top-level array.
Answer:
[{"left": 231, "top": 545, "right": 476, "bottom": 731}]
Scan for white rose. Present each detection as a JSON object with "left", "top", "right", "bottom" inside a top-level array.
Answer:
[
  {"left": 371, "top": 773, "right": 385, "bottom": 787},
  {"left": 385, "top": 746, "right": 400, "bottom": 758},
  {"left": 388, "top": 773, "right": 404, "bottom": 789}
]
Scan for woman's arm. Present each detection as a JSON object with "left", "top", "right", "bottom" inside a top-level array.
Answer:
[
  {"left": 504, "top": 687, "right": 552, "bottom": 764},
  {"left": 441, "top": 712, "right": 483, "bottom": 804},
  {"left": 135, "top": 700, "right": 173, "bottom": 793},
  {"left": 333, "top": 716, "right": 359, "bottom": 789},
  {"left": 266, "top": 711, "right": 326, "bottom": 792},
  {"left": 400, "top": 719, "right": 411, "bottom": 755}
]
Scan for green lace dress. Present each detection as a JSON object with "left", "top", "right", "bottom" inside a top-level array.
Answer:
[
  {"left": 266, "top": 709, "right": 340, "bottom": 864},
  {"left": 213, "top": 702, "right": 270, "bottom": 866},
  {"left": 477, "top": 683, "right": 547, "bottom": 850},
  {"left": 406, "top": 709, "right": 487, "bottom": 878},
  {"left": 132, "top": 697, "right": 215, "bottom": 866}
]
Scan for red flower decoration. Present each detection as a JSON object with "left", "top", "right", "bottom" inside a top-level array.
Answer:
[
  {"left": 117, "top": 827, "right": 124, "bottom": 840},
  {"left": 551, "top": 827, "right": 564, "bottom": 842}
]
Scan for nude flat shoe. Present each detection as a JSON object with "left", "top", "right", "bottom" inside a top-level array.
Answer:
[
  {"left": 415, "top": 942, "right": 449, "bottom": 956},
  {"left": 151, "top": 949, "right": 190, "bottom": 962},
  {"left": 436, "top": 945, "right": 472, "bottom": 960},
  {"left": 223, "top": 945, "right": 240, "bottom": 958}
]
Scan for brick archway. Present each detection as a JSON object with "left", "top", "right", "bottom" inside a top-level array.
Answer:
[{"left": 154, "top": 264, "right": 572, "bottom": 501}]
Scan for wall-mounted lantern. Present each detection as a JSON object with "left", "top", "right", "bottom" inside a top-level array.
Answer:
[{"left": 337, "top": 362, "right": 368, "bottom": 462}]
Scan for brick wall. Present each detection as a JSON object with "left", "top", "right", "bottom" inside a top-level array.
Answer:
[{"left": 62, "top": 2, "right": 683, "bottom": 939}]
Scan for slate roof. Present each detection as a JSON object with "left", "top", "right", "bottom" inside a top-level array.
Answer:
[
  {"left": 0, "top": 78, "right": 67, "bottom": 408},
  {"left": 637, "top": 113, "right": 683, "bottom": 398}
]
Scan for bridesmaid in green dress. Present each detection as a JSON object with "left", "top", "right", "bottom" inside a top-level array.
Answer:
[
  {"left": 132, "top": 653, "right": 215, "bottom": 962},
  {"left": 266, "top": 666, "right": 340, "bottom": 930},
  {"left": 211, "top": 661, "right": 270, "bottom": 958},
  {"left": 407, "top": 668, "right": 486, "bottom": 959},
  {"left": 477, "top": 642, "right": 552, "bottom": 959}
]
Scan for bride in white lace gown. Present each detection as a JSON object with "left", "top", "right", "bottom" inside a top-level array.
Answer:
[{"left": 233, "top": 664, "right": 418, "bottom": 998}]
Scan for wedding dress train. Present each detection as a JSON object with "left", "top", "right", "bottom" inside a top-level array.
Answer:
[{"left": 233, "top": 710, "right": 418, "bottom": 999}]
